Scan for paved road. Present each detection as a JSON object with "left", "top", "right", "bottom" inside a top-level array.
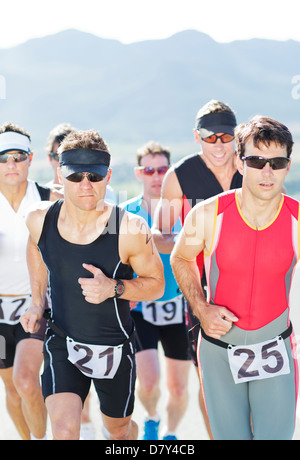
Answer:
[
  {"left": 1, "top": 343, "right": 300, "bottom": 441},
  {"left": 0, "top": 350, "right": 209, "bottom": 440},
  {"left": 1, "top": 264, "right": 300, "bottom": 440}
]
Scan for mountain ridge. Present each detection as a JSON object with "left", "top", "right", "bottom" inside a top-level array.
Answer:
[{"left": 0, "top": 28, "right": 299, "bottom": 154}]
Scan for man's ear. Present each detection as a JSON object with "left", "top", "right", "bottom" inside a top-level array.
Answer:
[
  {"left": 28, "top": 151, "right": 34, "bottom": 166},
  {"left": 236, "top": 155, "right": 244, "bottom": 176},
  {"left": 57, "top": 166, "right": 64, "bottom": 185},
  {"left": 106, "top": 169, "right": 112, "bottom": 184},
  {"left": 193, "top": 129, "right": 201, "bottom": 144},
  {"left": 134, "top": 167, "right": 143, "bottom": 182}
]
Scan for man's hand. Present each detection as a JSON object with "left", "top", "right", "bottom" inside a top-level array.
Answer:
[
  {"left": 20, "top": 305, "right": 44, "bottom": 334},
  {"left": 199, "top": 304, "right": 239, "bottom": 339},
  {"left": 78, "top": 263, "right": 116, "bottom": 304},
  {"left": 129, "top": 301, "right": 138, "bottom": 310}
]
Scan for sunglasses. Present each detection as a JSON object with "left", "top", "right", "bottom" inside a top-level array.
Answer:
[
  {"left": 0, "top": 151, "right": 29, "bottom": 163},
  {"left": 138, "top": 166, "right": 169, "bottom": 176},
  {"left": 241, "top": 156, "right": 290, "bottom": 170},
  {"left": 201, "top": 133, "right": 234, "bottom": 144},
  {"left": 66, "top": 172, "right": 105, "bottom": 183},
  {"left": 49, "top": 152, "right": 59, "bottom": 161}
]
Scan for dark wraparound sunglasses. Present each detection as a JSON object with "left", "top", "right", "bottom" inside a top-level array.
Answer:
[
  {"left": 49, "top": 152, "right": 59, "bottom": 161},
  {"left": 138, "top": 166, "right": 169, "bottom": 176},
  {"left": 201, "top": 133, "right": 234, "bottom": 144},
  {"left": 0, "top": 152, "right": 29, "bottom": 163},
  {"left": 241, "top": 156, "right": 290, "bottom": 170},
  {"left": 66, "top": 172, "right": 105, "bottom": 182}
]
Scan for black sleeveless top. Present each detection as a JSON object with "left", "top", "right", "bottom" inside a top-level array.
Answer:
[
  {"left": 175, "top": 153, "right": 243, "bottom": 208},
  {"left": 174, "top": 153, "right": 243, "bottom": 279},
  {"left": 38, "top": 200, "right": 134, "bottom": 346}
]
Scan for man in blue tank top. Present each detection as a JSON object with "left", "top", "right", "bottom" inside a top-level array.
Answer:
[
  {"left": 20, "top": 129, "right": 165, "bottom": 440},
  {"left": 121, "top": 141, "right": 191, "bottom": 440}
]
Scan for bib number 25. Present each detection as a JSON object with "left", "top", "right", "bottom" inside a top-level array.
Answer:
[{"left": 228, "top": 337, "right": 291, "bottom": 384}]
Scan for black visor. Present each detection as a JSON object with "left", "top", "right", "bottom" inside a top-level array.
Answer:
[
  {"left": 59, "top": 148, "right": 110, "bottom": 178},
  {"left": 197, "top": 112, "right": 237, "bottom": 138}
]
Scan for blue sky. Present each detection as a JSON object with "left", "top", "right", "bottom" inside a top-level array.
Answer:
[{"left": 1, "top": 0, "right": 300, "bottom": 48}]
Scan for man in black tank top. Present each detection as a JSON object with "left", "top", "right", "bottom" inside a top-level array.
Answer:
[
  {"left": 20, "top": 129, "right": 164, "bottom": 440},
  {"left": 152, "top": 100, "right": 242, "bottom": 439},
  {"left": 153, "top": 100, "right": 242, "bottom": 254}
]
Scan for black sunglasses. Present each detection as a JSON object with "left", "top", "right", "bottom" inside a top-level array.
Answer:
[
  {"left": 0, "top": 151, "right": 29, "bottom": 163},
  {"left": 66, "top": 172, "right": 105, "bottom": 183},
  {"left": 49, "top": 152, "right": 59, "bottom": 161},
  {"left": 201, "top": 133, "right": 234, "bottom": 144},
  {"left": 241, "top": 156, "right": 290, "bottom": 170}
]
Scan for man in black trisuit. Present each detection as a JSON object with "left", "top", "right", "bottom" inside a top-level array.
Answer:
[
  {"left": 152, "top": 99, "right": 242, "bottom": 438},
  {"left": 21, "top": 129, "right": 164, "bottom": 440}
]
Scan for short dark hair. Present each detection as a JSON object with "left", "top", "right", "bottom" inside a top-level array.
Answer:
[
  {"left": 235, "top": 116, "right": 294, "bottom": 159},
  {"left": 58, "top": 129, "right": 109, "bottom": 154}
]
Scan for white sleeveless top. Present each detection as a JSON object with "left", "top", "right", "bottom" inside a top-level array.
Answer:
[{"left": 0, "top": 180, "right": 42, "bottom": 295}]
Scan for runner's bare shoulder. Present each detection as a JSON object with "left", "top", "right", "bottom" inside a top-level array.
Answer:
[{"left": 25, "top": 201, "right": 53, "bottom": 242}]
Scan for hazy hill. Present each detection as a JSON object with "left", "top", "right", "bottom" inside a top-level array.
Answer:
[
  {"left": 1, "top": 29, "right": 299, "bottom": 143},
  {"left": 0, "top": 28, "right": 299, "bottom": 196}
]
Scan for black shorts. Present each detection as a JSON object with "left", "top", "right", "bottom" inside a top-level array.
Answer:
[
  {"left": 42, "top": 331, "right": 136, "bottom": 419},
  {"left": 131, "top": 310, "right": 191, "bottom": 361},
  {"left": 185, "top": 277, "right": 207, "bottom": 367},
  {"left": 0, "top": 316, "right": 47, "bottom": 369},
  {"left": 185, "top": 304, "right": 200, "bottom": 367}
]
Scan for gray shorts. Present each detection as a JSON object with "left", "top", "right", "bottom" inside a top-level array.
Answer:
[{"left": 198, "top": 310, "right": 298, "bottom": 440}]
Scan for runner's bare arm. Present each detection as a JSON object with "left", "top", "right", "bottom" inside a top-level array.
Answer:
[
  {"left": 170, "top": 199, "right": 238, "bottom": 339},
  {"left": 121, "top": 213, "right": 165, "bottom": 301},
  {"left": 20, "top": 205, "right": 51, "bottom": 333},
  {"left": 152, "top": 168, "right": 183, "bottom": 254}
]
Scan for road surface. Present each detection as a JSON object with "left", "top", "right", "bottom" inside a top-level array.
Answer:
[{"left": 1, "top": 263, "right": 300, "bottom": 440}]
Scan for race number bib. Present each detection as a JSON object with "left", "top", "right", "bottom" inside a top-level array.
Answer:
[
  {"left": 228, "top": 336, "right": 290, "bottom": 384},
  {"left": 0, "top": 295, "right": 31, "bottom": 325},
  {"left": 66, "top": 338, "right": 123, "bottom": 379},
  {"left": 141, "top": 294, "right": 184, "bottom": 326}
]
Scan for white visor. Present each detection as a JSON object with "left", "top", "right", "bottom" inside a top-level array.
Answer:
[{"left": 0, "top": 131, "right": 31, "bottom": 154}]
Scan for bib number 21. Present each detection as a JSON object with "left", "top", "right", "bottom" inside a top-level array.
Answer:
[
  {"left": 228, "top": 337, "right": 290, "bottom": 384},
  {"left": 67, "top": 339, "right": 123, "bottom": 379}
]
